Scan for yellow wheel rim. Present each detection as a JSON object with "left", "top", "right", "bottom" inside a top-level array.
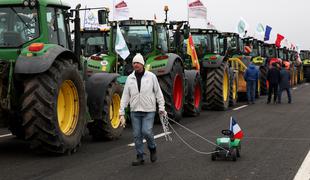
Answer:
[
  {"left": 57, "top": 80, "right": 79, "bottom": 136},
  {"left": 233, "top": 78, "right": 237, "bottom": 100},
  {"left": 109, "top": 93, "right": 121, "bottom": 129},
  {"left": 223, "top": 70, "right": 229, "bottom": 102}
]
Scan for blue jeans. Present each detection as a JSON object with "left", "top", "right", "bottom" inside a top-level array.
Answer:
[
  {"left": 278, "top": 87, "right": 292, "bottom": 103},
  {"left": 246, "top": 80, "right": 256, "bottom": 102},
  {"left": 130, "top": 112, "right": 156, "bottom": 156}
]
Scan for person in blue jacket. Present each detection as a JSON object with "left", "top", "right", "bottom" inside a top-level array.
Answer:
[
  {"left": 244, "top": 63, "right": 259, "bottom": 104},
  {"left": 278, "top": 63, "right": 292, "bottom": 103}
]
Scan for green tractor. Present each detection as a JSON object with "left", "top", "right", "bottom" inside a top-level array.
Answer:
[
  {"left": 167, "top": 21, "right": 202, "bottom": 117},
  {"left": 190, "top": 29, "right": 231, "bottom": 110},
  {"left": 0, "top": 0, "right": 123, "bottom": 154},
  {"left": 300, "top": 50, "right": 310, "bottom": 81},
  {"left": 86, "top": 18, "right": 188, "bottom": 121}
]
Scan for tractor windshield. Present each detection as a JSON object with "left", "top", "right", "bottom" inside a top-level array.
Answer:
[
  {"left": 265, "top": 46, "right": 276, "bottom": 58},
  {"left": 192, "top": 34, "right": 208, "bottom": 58},
  {"left": 119, "top": 25, "right": 153, "bottom": 56},
  {"left": 0, "top": 6, "right": 39, "bottom": 48},
  {"left": 81, "top": 31, "right": 109, "bottom": 57}
]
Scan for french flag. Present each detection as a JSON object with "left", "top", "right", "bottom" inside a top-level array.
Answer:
[{"left": 230, "top": 117, "right": 244, "bottom": 139}]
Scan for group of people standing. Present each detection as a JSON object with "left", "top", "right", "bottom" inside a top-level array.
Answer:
[
  {"left": 266, "top": 62, "right": 292, "bottom": 104},
  {"left": 244, "top": 62, "right": 292, "bottom": 104}
]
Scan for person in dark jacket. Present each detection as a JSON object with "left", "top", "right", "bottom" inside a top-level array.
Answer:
[
  {"left": 278, "top": 63, "right": 292, "bottom": 103},
  {"left": 267, "top": 63, "right": 281, "bottom": 104},
  {"left": 244, "top": 63, "right": 259, "bottom": 104}
]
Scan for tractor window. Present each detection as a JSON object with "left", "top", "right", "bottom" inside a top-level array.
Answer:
[
  {"left": 46, "top": 7, "right": 69, "bottom": 48},
  {"left": 0, "top": 7, "right": 39, "bottom": 47},
  {"left": 156, "top": 25, "right": 168, "bottom": 53},
  {"left": 120, "top": 25, "right": 153, "bottom": 56},
  {"left": 192, "top": 34, "right": 207, "bottom": 58}
]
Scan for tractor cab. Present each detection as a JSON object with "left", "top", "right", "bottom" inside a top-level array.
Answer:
[{"left": 190, "top": 28, "right": 225, "bottom": 68}]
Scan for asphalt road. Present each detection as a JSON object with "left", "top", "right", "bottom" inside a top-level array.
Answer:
[{"left": 0, "top": 83, "right": 310, "bottom": 180}]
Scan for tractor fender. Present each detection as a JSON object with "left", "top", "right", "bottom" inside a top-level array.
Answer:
[
  {"left": 150, "top": 53, "right": 184, "bottom": 76},
  {"left": 15, "top": 45, "right": 79, "bottom": 74},
  {"left": 201, "top": 56, "right": 224, "bottom": 68},
  {"left": 86, "top": 73, "right": 120, "bottom": 120}
]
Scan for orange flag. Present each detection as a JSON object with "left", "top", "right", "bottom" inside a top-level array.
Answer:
[{"left": 187, "top": 35, "right": 200, "bottom": 70}]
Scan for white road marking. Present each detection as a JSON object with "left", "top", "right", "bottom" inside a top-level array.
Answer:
[
  {"left": 233, "top": 105, "right": 248, "bottom": 111},
  {"left": 294, "top": 150, "right": 310, "bottom": 180},
  {"left": 293, "top": 87, "right": 297, "bottom": 90},
  {"left": 0, "top": 133, "right": 12, "bottom": 138},
  {"left": 305, "top": 83, "right": 309, "bottom": 86},
  {"left": 127, "top": 132, "right": 172, "bottom": 147}
]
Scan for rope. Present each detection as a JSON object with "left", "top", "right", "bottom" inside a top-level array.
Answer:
[{"left": 159, "top": 114, "right": 229, "bottom": 155}]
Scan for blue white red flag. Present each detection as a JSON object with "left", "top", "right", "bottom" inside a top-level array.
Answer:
[{"left": 229, "top": 117, "right": 244, "bottom": 139}]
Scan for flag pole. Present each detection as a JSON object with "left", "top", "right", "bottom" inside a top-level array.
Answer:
[
  {"left": 112, "top": 0, "right": 115, "bottom": 21},
  {"left": 83, "top": 5, "right": 87, "bottom": 27},
  {"left": 187, "top": 0, "right": 189, "bottom": 23}
]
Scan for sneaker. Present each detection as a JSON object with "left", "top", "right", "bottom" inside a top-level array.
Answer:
[
  {"left": 267, "top": 101, "right": 270, "bottom": 104},
  {"left": 251, "top": 101, "right": 255, "bottom": 104}
]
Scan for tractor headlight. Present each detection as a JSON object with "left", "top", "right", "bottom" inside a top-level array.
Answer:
[
  {"left": 30, "top": 0, "right": 37, "bottom": 7},
  {"left": 23, "top": 0, "right": 29, "bottom": 6}
]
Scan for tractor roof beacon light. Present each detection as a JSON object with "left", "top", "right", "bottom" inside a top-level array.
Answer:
[{"left": 164, "top": 5, "right": 169, "bottom": 23}]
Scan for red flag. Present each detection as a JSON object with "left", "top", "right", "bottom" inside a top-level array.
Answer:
[
  {"left": 187, "top": 35, "right": 200, "bottom": 70},
  {"left": 275, "top": 34, "right": 284, "bottom": 48}
]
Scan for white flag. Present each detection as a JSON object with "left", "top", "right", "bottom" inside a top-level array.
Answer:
[
  {"left": 115, "top": 25, "right": 130, "bottom": 60},
  {"left": 188, "top": 0, "right": 207, "bottom": 19},
  {"left": 256, "top": 23, "right": 265, "bottom": 34},
  {"left": 236, "top": 17, "right": 249, "bottom": 36},
  {"left": 114, "top": 1, "right": 129, "bottom": 21}
]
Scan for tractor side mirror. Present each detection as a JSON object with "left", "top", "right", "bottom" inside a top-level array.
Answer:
[
  {"left": 98, "top": 10, "right": 109, "bottom": 24},
  {"left": 169, "top": 24, "right": 173, "bottom": 30},
  {"left": 183, "top": 24, "right": 189, "bottom": 39}
]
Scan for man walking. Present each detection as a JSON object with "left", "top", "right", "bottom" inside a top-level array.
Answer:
[
  {"left": 119, "top": 53, "right": 166, "bottom": 166},
  {"left": 267, "top": 62, "right": 281, "bottom": 104},
  {"left": 278, "top": 63, "right": 292, "bottom": 103},
  {"left": 244, "top": 63, "right": 259, "bottom": 104}
]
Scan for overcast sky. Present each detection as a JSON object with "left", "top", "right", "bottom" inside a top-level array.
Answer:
[{"left": 67, "top": 0, "right": 310, "bottom": 50}]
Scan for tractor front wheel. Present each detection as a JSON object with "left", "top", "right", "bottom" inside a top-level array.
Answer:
[
  {"left": 158, "top": 60, "right": 184, "bottom": 121},
  {"left": 87, "top": 82, "right": 123, "bottom": 140},
  {"left": 22, "top": 60, "right": 86, "bottom": 154}
]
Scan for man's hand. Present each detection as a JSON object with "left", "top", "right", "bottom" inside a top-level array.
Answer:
[
  {"left": 159, "top": 110, "right": 167, "bottom": 117},
  {"left": 119, "top": 115, "right": 126, "bottom": 128}
]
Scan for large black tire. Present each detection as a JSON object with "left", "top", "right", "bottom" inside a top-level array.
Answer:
[
  {"left": 304, "top": 66, "right": 310, "bottom": 82},
  {"left": 259, "top": 66, "right": 268, "bottom": 95},
  {"left": 87, "top": 82, "right": 123, "bottom": 140},
  {"left": 204, "top": 62, "right": 230, "bottom": 110},
  {"left": 183, "top": 70, "right": 202, "bottom": 117},
  {"left": 21, "top": 60, "right": 86, "bottom": 154},
  {"left": 229, "top": 70, "right": 238, "bottom": 107},
  {"left": 158, "top": 60, "right": 184, "bottom": 121}
]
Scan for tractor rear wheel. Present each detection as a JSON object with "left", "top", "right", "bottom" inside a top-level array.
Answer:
[
  {"left": 158, "top": 60, "right": 184, "bottom": 121},
  {"left": 259, "top": 66, "right": 268, "bottom": 95},
  {"left": 184, "top": 70, "right": 202, "bottom": 117},
  {"left": 304, "top": 66, "right": 310, "bottom": 82},
  {"left": 87, "top": 82, "right": 123, "bottom": 140},
  {"left": 204, "top": 62, "right": 230, "bottom": 110},
  {"left": 22, "top": 60, "right": 86, "bottom": 154}
]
